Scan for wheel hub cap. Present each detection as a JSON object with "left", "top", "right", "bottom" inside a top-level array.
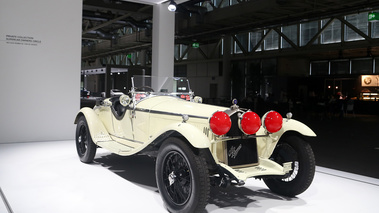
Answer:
[{"left": 168, "top": 171, "right": 176, "bottom": 186}]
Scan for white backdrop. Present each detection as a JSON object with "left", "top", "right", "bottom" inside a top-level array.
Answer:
[{"left": 0, "top": 0, "right": 82, "bottom": 143}]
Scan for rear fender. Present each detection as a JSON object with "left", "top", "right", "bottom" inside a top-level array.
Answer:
[
  {"left": 150, "top": 122, "right": 210, "bottom": 148},
  {"left": 74, "top": 107, "right": 112, "bottom": 143}
]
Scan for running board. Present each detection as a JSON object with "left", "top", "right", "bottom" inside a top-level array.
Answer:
[{"left": 96, "top": 141, "right": 136, "bottom": 156}]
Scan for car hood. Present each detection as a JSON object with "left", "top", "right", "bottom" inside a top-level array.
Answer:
[{"left": 136, "top": 96, "right": 228, "bottom": 118}]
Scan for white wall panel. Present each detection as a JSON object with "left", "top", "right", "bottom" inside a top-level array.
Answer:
[{"left": 0, "top": 0, "right": 82, "bottom": 143}]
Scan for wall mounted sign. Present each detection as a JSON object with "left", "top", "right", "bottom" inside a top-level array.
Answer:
[
  {"left": 361, "top": 75, "right": 379, "bottom": 87},
  {"left": 369, "top": 12, "right": 379, "bottom": 22},
  {"left": 192, "top": 42, "right": 200, "bottom": 48},
  {"left": 3, "top": 34, "right": 42, "bottom": 46}
]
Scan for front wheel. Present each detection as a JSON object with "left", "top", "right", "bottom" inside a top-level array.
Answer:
[
  {"left": 264, "top": 135, "right": 315, "bottom": 197},
  {"left": 75, "top": 116, "right": 97, "bottom": 163},
  {"left": 156, "top": 137, "right": 210, "bottom": 213}
]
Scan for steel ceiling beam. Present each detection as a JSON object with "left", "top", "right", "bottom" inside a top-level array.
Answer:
[{"left": 82, "top": 6, "right": 151, "bottom": 35}]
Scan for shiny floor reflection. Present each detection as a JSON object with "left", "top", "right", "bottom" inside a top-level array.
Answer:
[{"left": 0, "top": 140, "right": 378, "bottom": 213}]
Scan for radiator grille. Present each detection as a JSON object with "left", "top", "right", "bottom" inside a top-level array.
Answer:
[{"left": 226, "top": 138, "right": 258, "bottom": 168}]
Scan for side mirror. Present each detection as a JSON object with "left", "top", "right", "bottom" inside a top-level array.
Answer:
[{"left": 120, "top": 94, "right": 131, "bottom": 106}]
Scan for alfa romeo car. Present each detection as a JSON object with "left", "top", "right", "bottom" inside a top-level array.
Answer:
[{"left": 74, "top": 75, "right": 316, "bottom": 213}]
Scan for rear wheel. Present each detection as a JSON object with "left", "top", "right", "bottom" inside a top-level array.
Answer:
[
  {"left": 75, "top": 116, "right": 97, "bottom": 163},
  {"left": 264, "top": 135, "right": 315, "bottom": 197},
  {"left": 156, "top": 137, "right": 210, "bottom": 213}
]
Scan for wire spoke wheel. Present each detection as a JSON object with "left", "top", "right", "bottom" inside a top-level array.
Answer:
[
  {"left": 77, "top": 125, "right": 88, "bottom": 156},
  {"left": 163, "top": 151, "right": 191, "bottom": 205},
  {"left": 271, "top": 143, "right": 299, "bottom": 182},
  {"left": 282, "top": 161, "right": 299, "bottom": 182},
  {"left": 75, "top": 116, "right": 97, "bottom": 163},
  {"left": 156, "top": 137, "right": 209, "bottom": 213},
  {"left": 264, "top": 135, "right": 315, "bottom": 197}
]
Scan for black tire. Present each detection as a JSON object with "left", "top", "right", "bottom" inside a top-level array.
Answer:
[
  {"left": 75, "top": 116, "right": 97, "bottom": 163},
  {"left": 264, "top": 135, "right": 315, "bottom": 197},
  {"left": 156, "top": 137, "right": 210, "bottom": 213}
]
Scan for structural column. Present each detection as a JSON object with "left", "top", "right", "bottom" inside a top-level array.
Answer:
[
  {"left": 223, "top": 35, "right": 232, "bottom": 99},
  {"left": 152, "top": 2, "right": 175, "bottom": 84}
]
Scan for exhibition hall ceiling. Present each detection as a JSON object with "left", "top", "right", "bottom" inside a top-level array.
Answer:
[
  {"left": 122, "top": 0, "right": 190, "bottom": 5},
  {"left": 82, "top": 0, "right": 379, "bottom": 60}
]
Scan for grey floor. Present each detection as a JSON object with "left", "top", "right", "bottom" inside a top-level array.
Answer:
[{"left": 1, "top": 140, "right": 378, "bottom": 213}]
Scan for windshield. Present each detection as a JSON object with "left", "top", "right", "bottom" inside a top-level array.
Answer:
[{"left": 131, "top": 76, "right": 193, "bottom": 102}]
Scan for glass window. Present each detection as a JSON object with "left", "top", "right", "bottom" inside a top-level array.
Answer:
[
  {"left": 180, "top": 44, "right": 188, "bottom": 60},
  {"left": 175, "top": 44, "right": 189, "bottom": 60},
  {"left": 215, "top": 0, "right": 229, "bottom": 8},
  {"left": 345, "top": 12, "right": 368, "bottom": 41},
  {"left": 115, "top": 55, "right": 120, "bottom": 65},
  {"left": 330, "top": 60, "right": 349, "bottom": 75},
  {"left": 311, "top": 61, "right": 329, "bottom": 75},
  {"left": 321, "top": 19, "right": 341, "bottom": 44},
  {"left": 221, "top": 37, "right": 233, "bottom": 55},
  {"left": 351, "top": 58, "right": 372, "bottom": 74},
  {"left": 221, "top": 38, "right": 224, "bottom": 55},
  {"left": 134, "top": 52, "right": 140, "bottom": 65},
  {"left": 123, "top": 27, "right": 134, "bottom": 35},
  {"left": 264, "top": 30, "right": 279, "bottom": 50},
  {"left": 202, "top": 1, "right": 214, "bottom": 12},
  {"left": 174, "top": 44, "right": 180, "bottom": 60},
  {"left": 231, "top": 0, "right": 239, "bottom": 6},
  {"left": 371, "top": 22, "right": 379, "bottom": 38},
  {"left": 281, "top": 25, "right": 298, "bottom": 48},
  {"left": 234, "top": 32, "right": 249, "bottom": 54},
  {"left": 300, "top": 21, "right": 318, "bottom": 46},
  {"left": 249, "top": 31, "right": 262, "bottom": 52}
]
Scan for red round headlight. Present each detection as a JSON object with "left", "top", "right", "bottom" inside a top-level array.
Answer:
[
  {"left": 209, "top": 111, "right": 231, "bottom": 136},
  {"left": 239, "top": 111, "right": 261, "bottom": 135},
  {"left": 263, "top": 111, "right": 283, "bottom": 133}
]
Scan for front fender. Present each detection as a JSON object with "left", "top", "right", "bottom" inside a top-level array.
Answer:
[
  {"left": 74, "top": 107, "right": 112, "bottom": 143},
  {"left": 257, "top": 118, "right": 316, "bottom": 159},
  {"left": 149, "top": 122, "right": 211, "bottom": 149},
  {"left": 273, "top": 119, "right": 317, "bottom": 138}
]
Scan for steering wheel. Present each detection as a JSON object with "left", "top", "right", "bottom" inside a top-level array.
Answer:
[{"left": 136, "top": 86, "right": 155, "bottom": 92}]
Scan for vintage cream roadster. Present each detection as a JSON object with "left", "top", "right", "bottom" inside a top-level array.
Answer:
[{"left": 74, "top": 76, "right": 316, "bottom": 213}]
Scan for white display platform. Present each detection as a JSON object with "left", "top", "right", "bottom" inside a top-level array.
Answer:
[{"left": 0, "top": 140, "right": 378, "bottom": 213}]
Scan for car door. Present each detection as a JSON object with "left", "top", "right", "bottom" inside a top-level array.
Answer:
[{"left": 111, "top": 104, "right": 135, "bottom": 144}]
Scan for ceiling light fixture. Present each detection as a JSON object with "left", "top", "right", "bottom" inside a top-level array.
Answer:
[{"left": 168, "top": 0, "right": 177, "bottom": 12}]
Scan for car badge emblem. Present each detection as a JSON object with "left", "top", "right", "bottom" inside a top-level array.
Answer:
[{"left": 228, "top": 144, "right": 242, "bottom": 159}]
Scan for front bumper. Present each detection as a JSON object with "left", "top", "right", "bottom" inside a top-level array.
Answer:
[{"left": 218, "top": 157, "right": 292, "bottom": 181}]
